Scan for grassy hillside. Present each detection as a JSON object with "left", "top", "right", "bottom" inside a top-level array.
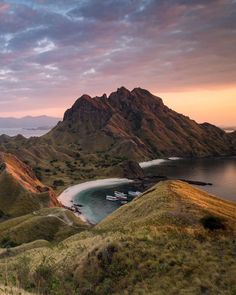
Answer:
[
  {"left": 98, "top": 180, "right": 236, "bottom": 230},
  {"left": 0, "top": 207, "right": 88, "bottom": 247},
  {"left": 0, "top": 152, "right": 61, "bottom": 217},
  {"left": 0, "top": 181, "right": 235, "bottom": 295}
]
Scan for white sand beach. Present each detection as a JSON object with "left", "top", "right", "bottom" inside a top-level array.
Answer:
[
  {"left": 58, "top": 178, "right": 133, "bottom": 223},
  {"left": 139, "top": 157, "right": 181, "bottom": 168}
]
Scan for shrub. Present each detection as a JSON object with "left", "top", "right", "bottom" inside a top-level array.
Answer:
[
  {"left": 75, "top": 153, "right": 81, "bottom": 159},
  {"left": 53, "top": 179, "right": 65, "bottom": 187},
  {"left": 0, "top": 237, "right": 18, "bottom": 248},
  {"left": 33, "top": 167, "right": 43, "bottom": 180},
  {"left": 200, "top": 215, "right": 226, "bottom": 231}
]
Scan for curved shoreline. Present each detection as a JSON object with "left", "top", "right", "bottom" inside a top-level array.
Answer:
[
  {"left": 58, "top": 159, "right": 181, "bottom": 223},
  {"left": 139, "top": 157, "right": 181, "bottom": 168},
  {"left": 58, "top": 178, "right": 133, "bottom": 223}
]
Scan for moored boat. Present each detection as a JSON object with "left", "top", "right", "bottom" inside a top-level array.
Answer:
[
  {"left": 114, "top": 191, "right": 127, "bottom": 198},
  {"left": 106, "top": 195, "right": 119, "bottom": 201},
  {"left": 128, "top": 191, "right": 141, "bottom": 197}
]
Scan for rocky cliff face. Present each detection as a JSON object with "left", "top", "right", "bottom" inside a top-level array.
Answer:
[
  {"left": 0, "top": 152, "right": 61, "bottom": 217},
  {"left": 228, "top": 131, "right": 236, "bottom": 150},
  {"left": 49, "top": 87, "right": 235, "bottom": 159}
]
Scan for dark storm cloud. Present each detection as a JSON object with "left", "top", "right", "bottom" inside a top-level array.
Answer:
[{"left": 0, "top": 0, "right": 236, "bottom": 114}]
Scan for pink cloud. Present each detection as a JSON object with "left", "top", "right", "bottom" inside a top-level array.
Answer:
[{"left": 0, "top": 3, "right": 10, "bottom": 14}]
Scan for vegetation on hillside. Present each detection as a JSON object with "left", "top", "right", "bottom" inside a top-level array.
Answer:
[
  {"left": 0, "top": 87, "right": 235, "bottom": 191},
  {"left": 0, "top": 152, "right": 61, "bottom": 217},
  {"left": 0, "top": 181, "right": 235, "bottom": 295}
]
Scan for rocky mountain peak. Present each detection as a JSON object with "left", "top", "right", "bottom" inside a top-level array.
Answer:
[{"left": 47, "top": 86, "right": 235, "bottom": 158}]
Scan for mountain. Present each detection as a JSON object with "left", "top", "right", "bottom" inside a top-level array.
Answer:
[
  {"left": 228, "top": 130, "right": 236, "bottom": 146},
  {"left": 0, "top": 180, "right": 235, "bottom": 294},
  {"left": 0, "top": 115, "right": 60, "bottom": 129},
  {"left": 0, "top": 152, "right": 61, "bottom": 218},
  {"left": 47, "top": 87, "right": 235, "bottom": 159},
  {"left": 0, "top": 87, "right": 235, "bottom": 189}
]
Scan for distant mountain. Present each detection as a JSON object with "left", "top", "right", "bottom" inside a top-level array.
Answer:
[{"left": 0, "top": 115, "right": 61, "bottom": 129}]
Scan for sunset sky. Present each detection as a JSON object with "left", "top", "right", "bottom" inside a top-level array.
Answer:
[{"left": 0, "top": 0, "right": 235, "bottom": 126}]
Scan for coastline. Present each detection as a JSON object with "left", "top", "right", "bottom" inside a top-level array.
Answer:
[
  {"left": 139, "top": 157, "right": 181, "bottom": 168},
  {"left": 58, "top": 178, "right": 133, "bottom": 223},
  {"left": 58, "top": 159, "right": 182, "bottom": 223}
]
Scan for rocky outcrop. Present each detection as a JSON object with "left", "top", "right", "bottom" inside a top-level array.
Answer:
[
  {"left": 108, "top": 160, "right": 145, "bottom": 179},
  {"left": 228, "top": 131, "right": 236, "bottom": 152}
]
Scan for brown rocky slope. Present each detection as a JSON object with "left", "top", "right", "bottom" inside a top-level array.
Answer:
[
  {"left": 0, "top": 152, "right": 61, "bottom": 217},
  {"left": 47, "top": 87, "right": 235, "bottom": 159}
]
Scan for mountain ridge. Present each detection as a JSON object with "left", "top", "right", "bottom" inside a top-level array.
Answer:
[
  {"left": 0, "top": 87, "right": 235, "bottom": 189},
  {"left": 48, "top": 86, "right": 235, "bottom": 159}
]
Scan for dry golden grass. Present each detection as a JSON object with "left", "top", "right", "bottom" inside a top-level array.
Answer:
[
  {"left": 98, "top": 180, "right": 236, "bottom": 232},
  {"left": 0, "top": 208, "right": 88, "bottom": 246},
  {"left": 0, "top": 152, "right": 60, "bottom": 218},
  {"left": 0, "top": 181, "right": 235, "bottom": 295},
  {"left": 0, "top": 285, "right": 36, "bottom": 295},
  {"left": 0, "top": 152, "right": 42, "bottom": 193}
]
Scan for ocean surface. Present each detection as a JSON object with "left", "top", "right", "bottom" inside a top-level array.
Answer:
[
  {"left": 73, "top": 157, "right": 236, "bottom": 224},
  {"left": 73, "top": 183, "right": 139, "bottom": 224},
  {"left": 0, "top": 128, "right": 50, "bottom": 138}
]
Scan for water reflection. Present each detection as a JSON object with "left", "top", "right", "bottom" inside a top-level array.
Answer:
[
  {"left": 74, "top": 157, "right": 236, "bottom": 224},
  {"left": 145, "top": 157, "right": 236, "bottom": 201}
]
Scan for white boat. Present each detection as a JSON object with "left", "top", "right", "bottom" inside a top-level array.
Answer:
[
  {"left": 114, "top": 191, "right": 127, "bottom": 198},
  {"left": 128, "top": 191, "right": 141, "bottom": 197},
  {"left": 106, "top": 195, "right": 119, "bottom": 201},
  {"left": 118, "top": 196, "right": 128, "bottom": 200}
]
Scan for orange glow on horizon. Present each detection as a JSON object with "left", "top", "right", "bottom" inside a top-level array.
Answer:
[
  {"left": 0, "top": 87, "right": 235, "bottom": 127},
  {"left": 159, "top": 86, "right": 236, "bottom": 127}
]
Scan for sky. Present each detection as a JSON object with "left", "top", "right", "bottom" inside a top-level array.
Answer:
[{"left": 0, "top": 0, "right": 235, "bottom": 126}]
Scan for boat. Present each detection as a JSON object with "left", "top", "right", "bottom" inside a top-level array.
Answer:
[
  {"left": 114, "top": 191, "right": 127, "bottom": 198},
  {"left": 128, "top": 191, "right": 141, "bottom": 197},
  {"left": 118, "top": 195, "right": 128, "bottom": 200},
  {"left": 73, "top": 203, "right": 83, "bottom": 207},
  {"left": 106, "top": 195, "right": 119, "bottom": 201}
]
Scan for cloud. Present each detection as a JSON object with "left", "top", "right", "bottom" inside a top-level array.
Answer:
[
  {"left": 0, "top": 2, "right": 10, "bottom": 14},
  {"left": 0, "top": 0, "right": 235, "bottom": 116}
]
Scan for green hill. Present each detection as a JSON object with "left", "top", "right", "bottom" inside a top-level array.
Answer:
[
  {"left": 0, "top": 207, "right": 88, "bottom": 247},
  {"left": 0, "top": 152, "right": 61, "bottom": 218},
  {"left": 0, "top": 181, "right": 235, "bottom": 295}
]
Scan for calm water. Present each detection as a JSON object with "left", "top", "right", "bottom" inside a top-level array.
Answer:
[
  {"left": 74, "top": 183, "right": 139, "bottom": 224},
  {"left": 144, "top": 157, "right": 236, "bottom": 202},
  {"left": 0, "top": 128, "right": 50, "bottom": 138},
  {"left": 74, "top": 157, "right": 236, "bottom": 224}
]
